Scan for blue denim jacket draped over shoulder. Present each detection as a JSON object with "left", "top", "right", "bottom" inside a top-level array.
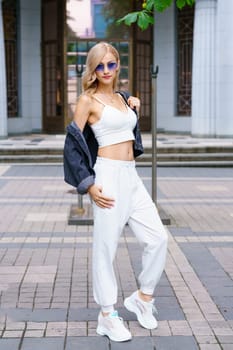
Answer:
[{"left": 63, "top": 91, "right": 144, "bottom": 194}]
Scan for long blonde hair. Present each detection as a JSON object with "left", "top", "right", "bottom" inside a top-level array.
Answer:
[{"left": 82, "top": 42, "right": 120, "bottom": 95}]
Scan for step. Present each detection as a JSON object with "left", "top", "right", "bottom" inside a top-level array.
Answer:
[
  {"left": 138, "top": 160, "right": 233, "bottom": 167},
  {"left": 137, "top": 152, "right": 233, "bottom": 162},
  {"left": 0, "top": 155, "right": 63, "bottom": 163},
  {"left": 1, "top": 145, "right": 233, "bottom": 156},
  {"left": 143, "top": 145, "right": 233, "bottom": 154},
  {"left": 1, "top": 152, "right": 233, "bottom": 166},
  {"left": 0, "top": 148, "right": 61, "bottom": 156},
  {"left": 1, "top": 141, "right": 233, "bottom": 165}
]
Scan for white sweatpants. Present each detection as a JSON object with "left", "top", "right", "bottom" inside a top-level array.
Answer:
[{"left": 92, "top": 157, "right": 168, "bottom": 309}]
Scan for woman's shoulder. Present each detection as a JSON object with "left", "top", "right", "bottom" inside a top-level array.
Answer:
[
  {"left": 77, "top": 93, "right": 92, "bottom": 106},
  {"left": 77, "top": 93, "right": 100, "bottom": 111}
]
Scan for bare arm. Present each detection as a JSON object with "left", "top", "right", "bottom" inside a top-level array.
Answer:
[
  {"left": 73, "top": 94, "right": 92, "bottom": 131},
  {"left": 73, "top": 94, "right": 115, "bottom": 208}
]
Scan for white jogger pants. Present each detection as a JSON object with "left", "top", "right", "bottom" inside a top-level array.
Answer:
[{"left": 92, "top": 157, "right": 168, "bottom": 309}]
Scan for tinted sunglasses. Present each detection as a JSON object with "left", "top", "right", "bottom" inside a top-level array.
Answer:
[{"left": 95, "top": 62, "right": 117, "bottom": 72}]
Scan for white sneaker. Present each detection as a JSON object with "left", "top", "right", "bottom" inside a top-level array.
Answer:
[
  {"left": 96, "top": 310, "right": 132, "bottom": 342},
  {"left": 124, "top": 291, "right": 158, "bottom": 330}
]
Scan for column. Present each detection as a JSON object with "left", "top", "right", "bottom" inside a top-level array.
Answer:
[
  {"left": 0, "top": 0, "right": 7, "bottom": 138},
  {"left": 191, "top": 0, "right": 217, "bottom": 136},
  {"left": 215, "top": 0, "right": 233, "bottom": 136}
]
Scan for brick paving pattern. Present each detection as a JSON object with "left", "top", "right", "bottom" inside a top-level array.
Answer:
[{"left": 0, "top": 163, "right": 232, "bottom": 349}]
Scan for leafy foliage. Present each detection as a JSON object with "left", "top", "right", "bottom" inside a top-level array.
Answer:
[{"left": 117, "top": 0, "right": 195, "bottom": 30}]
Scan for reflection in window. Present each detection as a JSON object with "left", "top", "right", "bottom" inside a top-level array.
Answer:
[
  {"left": 66, "top": 0, "right": 131, "bottom": 119},
  {"left": 67, "top": 0, "right": 130, "bottom": 39}
]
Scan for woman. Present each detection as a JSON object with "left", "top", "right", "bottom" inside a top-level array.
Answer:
[{"left": 64, "top": 42, "right": 168, "bottom": 342}]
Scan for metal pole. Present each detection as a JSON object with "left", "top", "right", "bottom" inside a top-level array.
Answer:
[
  {"left": 76, "top": 64, "right": 84, "bottom": 213},
  {"left": 151, "top": 65, "right": 159, "bottom": 205}
]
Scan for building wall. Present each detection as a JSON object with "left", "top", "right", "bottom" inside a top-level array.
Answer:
[
  {"left": 8, "top": 0, "right": 41, "bottom": 134},
  {"left": 153, "top": 3, "right": 191, "bottom": 133},
  {"left": 215, "top": 0, "right": 233, "bottom": 136},
  {"left": 191, "top": 0, "right": 233, "bottom": 137}
]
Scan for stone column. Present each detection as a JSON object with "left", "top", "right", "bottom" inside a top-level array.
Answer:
[
  {"left": 215, "top": 0, "right": 233, "bottom": 136},
  {"left": 191, "top": 0, "right": 217, "bottom": 136},
  {"left": 0, "top": 0, "right": 7, "bottom": 138}
]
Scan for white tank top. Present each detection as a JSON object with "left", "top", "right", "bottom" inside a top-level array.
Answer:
[{"left": 89, "top": 94, "right": 137, "bottom": 148}]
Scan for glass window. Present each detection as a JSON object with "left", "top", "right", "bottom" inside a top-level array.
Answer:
[
  {"left": 66, "top": 0, "right": 131, "bottom": 119},
  {"left": 177, "top": 6, "right": 194, "bottom": 116},
  {"left": 2, "top": 0, "right": 19, "bottom": 118}
]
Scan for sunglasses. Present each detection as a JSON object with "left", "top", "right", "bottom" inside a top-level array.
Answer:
[{"left": 95, "top": 62, "right": 117, "bottom": 72}]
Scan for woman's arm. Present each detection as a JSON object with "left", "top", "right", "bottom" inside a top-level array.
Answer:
[
  {"left": 72, "top": 94, "right": 115, "bottom": 208},
  {"left": 73, "top": 94, "right": 92, "bottom": 131}
]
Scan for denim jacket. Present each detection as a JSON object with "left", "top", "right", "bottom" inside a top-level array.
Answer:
[{"left": 63, "top": 91, "right": 144, "bottom": 194}]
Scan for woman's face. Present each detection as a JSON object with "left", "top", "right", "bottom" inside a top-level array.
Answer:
[{"left": 94, "top": 52, "right": 118, "bottom": 87}]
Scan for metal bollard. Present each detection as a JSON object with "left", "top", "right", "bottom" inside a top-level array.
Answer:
[
  {"left": 76, "top": 63, "right": 85, "bottom": 214},
  {"left": 150, "top": 65, "right": 159, "bottom": 205}
]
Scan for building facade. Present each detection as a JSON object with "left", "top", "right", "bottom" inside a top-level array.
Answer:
[
  {"left": 1, "top": 0, "right": 42, "bottom": 137},
  {"left": 0, "top": 0, "right": 233, "bottom": 137},
  {"left": 154, "top": 0, "right": 233, "bottom": 137}
]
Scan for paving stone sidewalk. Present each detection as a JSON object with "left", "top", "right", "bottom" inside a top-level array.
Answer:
[{"left": 0, "top": 164, "right": 232, "bottom": 350}]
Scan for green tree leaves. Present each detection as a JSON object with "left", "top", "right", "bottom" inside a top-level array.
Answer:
[
  {"left": 117, "top": 0, "right": 195, "bottom": 30},
  {"left": 118, "top": 10, "right": 154, "bottom": 31}
]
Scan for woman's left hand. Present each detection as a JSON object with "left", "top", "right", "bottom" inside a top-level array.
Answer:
[{"left": 127, "top": 96, "right": 140, "bottom": 113}]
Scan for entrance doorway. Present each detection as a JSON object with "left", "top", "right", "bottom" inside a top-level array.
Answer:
[
  {"left": 66, "top": 0, "right": 153, "bottom": 131},
  {"left": 42, "top": 0, "right": 153, "bottom": 133}
]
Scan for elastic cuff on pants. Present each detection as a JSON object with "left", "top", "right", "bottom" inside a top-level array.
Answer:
[
  {"left": 140, "top": 287, "right": 154, "bottom": 296},
  {"left": 101, "top": 305, "right": 115, "bottom": 313}
]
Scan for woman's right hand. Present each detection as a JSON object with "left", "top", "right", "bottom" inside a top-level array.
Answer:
[{"left": 88, "top": 184, "right": 115, "bottom": 209}]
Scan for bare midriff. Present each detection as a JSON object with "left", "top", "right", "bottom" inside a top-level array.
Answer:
[{"left": 97, "top": 140, "right": 134, "bottom": 161}]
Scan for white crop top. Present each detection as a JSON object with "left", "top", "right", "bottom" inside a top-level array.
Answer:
[{"left": 89, "top": 95, "right": 137, "bottom": 148}]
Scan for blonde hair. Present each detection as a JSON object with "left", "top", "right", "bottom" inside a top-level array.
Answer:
[{"left": 82, "top": 42, "right": 120, "bottom": 95}]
